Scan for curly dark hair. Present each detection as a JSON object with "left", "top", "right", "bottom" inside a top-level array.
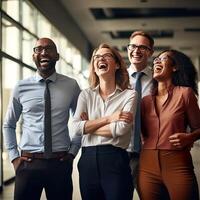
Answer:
[{"left": 152, "top": 49, "right": 198, "bottom": 96}]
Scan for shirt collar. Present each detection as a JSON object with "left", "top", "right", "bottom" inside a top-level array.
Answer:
[
  {"left": 35, "top": 71, "right": 57, "bottom": 83},
  {"left": 152, "top": 84, "right": 175, "bottom": 96},
  {"left": 92, "top": 84, "right": 123, "bottom": 93}
]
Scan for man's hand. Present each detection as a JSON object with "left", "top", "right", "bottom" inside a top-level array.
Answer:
[
  {"left": 60, "top": 153, "right": 75, "bottom": 163},
  {"left": 169, "top": 133, "right": 194, "bottom": 149},
  {"left": 12, "top": 157, "right": 31, "bottom": 172}
]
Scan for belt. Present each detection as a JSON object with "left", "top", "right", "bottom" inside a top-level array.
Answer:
[
  {"left": 82, "top": 145, "right": 126, "bottom": 154},
  {"left": 21, "top": 151, "right": 68, "bottom": 159},
  {"left": 127, "top": 152, "right": 140, "bottom": 158}
]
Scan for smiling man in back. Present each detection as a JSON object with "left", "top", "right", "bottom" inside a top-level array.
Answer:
[
  {"left": 3, "top": 38, "right": 81, "bottom": 200},
  {"left": 126, "top": 31, "right": 154, "bottom": 196}
]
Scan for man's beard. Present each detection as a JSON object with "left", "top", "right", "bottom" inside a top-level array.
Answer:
[{"left": 37, "top": 60, "right": 56, "bottom": 74}]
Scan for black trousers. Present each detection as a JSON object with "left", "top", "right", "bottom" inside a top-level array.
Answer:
[
  {"left": 78, "top": 145, "right": 133, "bottom": 200},
  {"left": 14, "top": 158, "right": 73, "bottom": 200}
]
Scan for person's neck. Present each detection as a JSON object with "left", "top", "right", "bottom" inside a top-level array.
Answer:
[
  {"left": 39, "top": 69, "right": 55, "bottom": 80},
  {"left": 131, "top": 64, "right": 147, "bottom": 72},
  {"left": 99, "top": 78, "right": 116, "bottom": 99},
  {"left": 157, "top": 81, "right": 173, "bottom": 96}
]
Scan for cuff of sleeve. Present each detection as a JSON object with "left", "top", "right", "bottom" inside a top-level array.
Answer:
[
  {"left": 68, "top": 144, "right": 80, "bottom": 157},
  {"left": 81, "top": 120, "right": 87, "bottom": 135},
  {"left": 73, "top": 120, "right": 87, "bottom": 136},
  {"left": 110, "top": 122, "right": 116, "bottom": 138},
  {"left": 9, "top": 148, "right": 20, "bottom": 162}
]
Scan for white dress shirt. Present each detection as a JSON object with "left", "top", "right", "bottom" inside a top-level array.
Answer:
[{"left": 71, "top": 85, "right": 137, "bottom": 149}]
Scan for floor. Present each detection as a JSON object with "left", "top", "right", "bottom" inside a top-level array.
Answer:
[
  {"left": 0, "top": 182, "right": 140, "bottom": 200},
  {"left": 1, "top": 143, "right": 200, "bottom": 200}
]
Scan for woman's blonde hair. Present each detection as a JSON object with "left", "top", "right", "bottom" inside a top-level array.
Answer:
[{"left": 88, "top": 43, "right": 130, "bottom": 90}]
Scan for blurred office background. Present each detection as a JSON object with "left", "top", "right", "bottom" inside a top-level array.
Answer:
[{"left": 0, "top": 0, "right": 200, "bottom": 199}]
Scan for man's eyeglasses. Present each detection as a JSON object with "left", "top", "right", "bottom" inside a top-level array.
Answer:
[
  {"left": 93, "top": 53, "right": 114, "bottom": 61},
  {"left": 127, "top": 44, "right": 151, "bottom": 52},
  {"left": 33, "top": 45, "right": 56, "bottom": 54}
]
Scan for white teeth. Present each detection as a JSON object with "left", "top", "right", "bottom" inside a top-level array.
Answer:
[
  {"left": 156, "top": 67, "right": 162, "bottom": 70},
  {"left": 40, "top": 59, "right": 49, "bottom": 63},
  {"left": 98, "top": 63, "right": 107, "bottom": 69},
  {"left": 154, "top": 66, "right": 163, "bottom": 73}
]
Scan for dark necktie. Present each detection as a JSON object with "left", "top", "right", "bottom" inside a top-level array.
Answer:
[
  {"left": 133, "top": 72, "right": 144, "bottom": 153},
  {"left": 44, "top": 79, "right": 52, "bottom": 158}
]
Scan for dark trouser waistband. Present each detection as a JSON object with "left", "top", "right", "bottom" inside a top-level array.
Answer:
[
  {"left": 21, "top": 151, "right": 68, "bottom": 159},
  {"left": 82, "top": 145, "right": 126, "bottom": 154}
]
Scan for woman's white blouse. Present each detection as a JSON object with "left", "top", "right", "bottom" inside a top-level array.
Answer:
[{"left": 71, "top": 85, "right": 137, "bottom": 149}]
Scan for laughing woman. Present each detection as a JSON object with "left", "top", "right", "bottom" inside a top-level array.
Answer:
[
  {"left": 72, "top": 43, "right": 137, "bottom": 200},
  {"left": 138, "top": 49, "right": 200, "bottom": 200}
]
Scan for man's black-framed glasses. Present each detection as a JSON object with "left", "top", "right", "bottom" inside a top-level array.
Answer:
[
  {"left": 127, "top": 44, "right": 151, "bottom": 52},
  {"left": 33, "top": 45, "right": 56, "bottom": 54}
]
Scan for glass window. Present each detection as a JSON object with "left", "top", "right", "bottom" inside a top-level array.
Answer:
[
  {"left": 2, "top": 58, "right": 21, "bottom": 181},
  {"left": 2, "top": 18, "right": 20, "bottom": 59},
  {"left": 23, "top": 67, "right": 35, "bottom": 79},
  {"left": 22, "top": 0, "right": 37, "bottom": 34},
  {"left": 72, "top": 49, "right": 82, "bottom": 74},
  {"left": 65, "top": 45, "right": 73, "bottom": 64},
  {"left": 77, "top": 74, "right": 89, "bottom": 89},
  {"left": 81, "top": 56, "right": 89, "bottom": 82},
  {"left": 37, "top": 14, "right": 52, "bottom": 38},
  {"left": 50, "top": 27, "right": 60, "bottom": 45},
  {"left": 56, "top": 58, "right": 73, "bottom": 76},
  {"left": 22, "top": 31, "right": 37, "bottom": 67},
  {"left": 57, "top": 36, "right": 68, "bottom": 57},
  {"left": 2, "top": 0, "right": 19, "bottom": 22}
]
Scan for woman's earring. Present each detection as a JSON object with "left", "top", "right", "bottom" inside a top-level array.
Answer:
[{"left": 173, "top": 68, "right": 177, "bottom": 72}]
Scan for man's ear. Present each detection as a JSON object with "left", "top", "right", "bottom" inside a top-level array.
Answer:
[
  {"left": 149, "top": 49, "right": 154, "bottom": 57},
  {"left": 56, "top": 53, "right": 60, "bottom": 61}
]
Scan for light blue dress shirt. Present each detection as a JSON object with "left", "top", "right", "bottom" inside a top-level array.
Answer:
[{"left": 3, "top": 72, "right": 81, "bottom": 161}]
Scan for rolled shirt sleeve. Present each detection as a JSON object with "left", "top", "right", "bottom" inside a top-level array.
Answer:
[
  {"left": 110, "top": 91, "right": 137, "bottom": 138},
  {"left": 71, "top": 91, "right": 88, "bottom": 137},
  {"left": 3, "top": 84, "right": 22, "bottom": 161}
]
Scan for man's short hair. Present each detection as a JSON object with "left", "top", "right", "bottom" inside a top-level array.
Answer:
[{"left": 129, "top": 31, "right": 154, "bottom": 49}]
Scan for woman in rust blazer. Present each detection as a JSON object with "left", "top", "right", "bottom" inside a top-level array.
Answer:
[{"left": 138, "top": 49, "right": 200, "bottom": 200}]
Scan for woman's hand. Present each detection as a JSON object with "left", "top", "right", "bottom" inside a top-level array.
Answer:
[
  {"left": 169, "top": 133, "right": 194, "bottom": 149},
  {"left": 109, "top": 111, "right": 133, "bottom": 123},
  {"left": 80, "top": 112, "right": 88, "bottom": 120}
]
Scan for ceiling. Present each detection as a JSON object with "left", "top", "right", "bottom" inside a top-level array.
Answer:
[{"left": 59, "top": 0, "right": 200, "bottom": 62}]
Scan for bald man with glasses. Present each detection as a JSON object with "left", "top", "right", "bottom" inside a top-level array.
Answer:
[{"left": 3, "top": 38, "right": 81, "bottom": 200}]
